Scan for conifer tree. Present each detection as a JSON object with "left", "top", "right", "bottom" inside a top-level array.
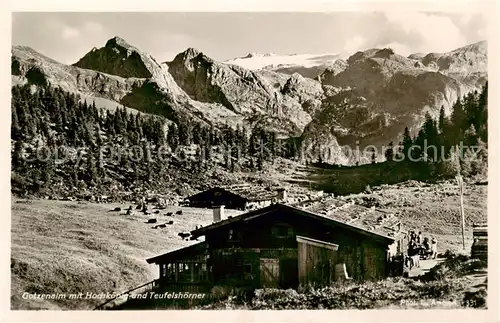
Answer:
[
  {"left": 385, "top": 141, "right": 394, "bottom": 161},
  {"left": 402, "top": 127, "right": 413, "bottom": 161}
]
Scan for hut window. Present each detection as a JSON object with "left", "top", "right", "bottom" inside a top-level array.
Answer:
[
  {"left": 228, "top": 229, "right": 239, "bottom": 241},
  {"left": 272, "top": 224, "right": 293, "bottom": 237}
]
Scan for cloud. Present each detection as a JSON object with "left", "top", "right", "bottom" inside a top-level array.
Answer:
[
  {"left": 477, "top": 28, "right": 487, "bottom": 39},
  {"left": 83, "top": 21, "right": 103, "bottom": 33},
  {"left": 62, "top": 26, "right": 80, "bottom": 39},
  {"left": 343, "top": 35, "right": 366, "bottom": 55},
  {"left": 460, "top": 14, "right": 473, "bottom": 25},
  {"left": 383, "top": 12, "right": 466, "bottom": 53}
]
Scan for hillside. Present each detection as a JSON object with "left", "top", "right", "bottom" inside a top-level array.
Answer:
[{"left": 10, "top": 197, "right": 243, "bottom": 310}]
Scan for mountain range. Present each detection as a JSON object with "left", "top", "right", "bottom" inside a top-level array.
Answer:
[{"left": 11, "top": 37, "right": 487, "bottom": 164}]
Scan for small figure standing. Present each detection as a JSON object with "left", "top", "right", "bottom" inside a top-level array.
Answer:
[
  {"left": 431, "top": 237, "right": 438, "bottom": 259},
  {"left": 423, "top": 237, "right": 431, "bottom": 259}
]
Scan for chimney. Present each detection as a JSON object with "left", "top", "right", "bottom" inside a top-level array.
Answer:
[
  {"left": 213, "top": 205, "right": 225, "bottom": 223},
  {"left": 277, "top": 188, "right": 287, "bottom": 202}
]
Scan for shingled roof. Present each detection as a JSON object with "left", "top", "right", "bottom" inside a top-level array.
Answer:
[
  {"left": 185, "top": 184, "right": 278, "bottom": 202},
  {"left": 190, "top": 201, "right": 405, "bottom": 242},
  {"left": 224, "top": 184, "right": 278, "bottom": 202},
  {"left": 300, "top": 197, "right": 404, "bottom": 239}
]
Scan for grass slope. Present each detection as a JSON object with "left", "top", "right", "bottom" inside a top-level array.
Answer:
[
  {"left": 345, "top": 180, "right": 487, "bottom": 253},
  {"left": 10, "top": 197, "right": 242, "bottom": 310}
]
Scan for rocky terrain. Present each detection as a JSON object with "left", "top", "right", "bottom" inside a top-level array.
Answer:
[
  {"left": 11, "top": 38, "right": 487, "bottom": 164},
  {"left": 166, "top": 48, "right": 319, "bottom": 134},
  {"left": 302, "top": 42, "right": 487, "bottom": 164}
]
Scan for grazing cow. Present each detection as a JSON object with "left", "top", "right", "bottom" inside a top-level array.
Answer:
[
  {"left": 178, "top": 232, "right": 190, "bottom": 239},
  {"left": 167, "top": 220, "right": 174, "bottom": 225},
  {"left": 111, "top": 207, "right": 121, "bottom": 212},
  {"left": 166, "top": 212, "right": 173, "bottom": 216},
  {"left": 175, "top": 210, "right": 182, "bottom": 215},
  {"left": 152, "top": 225, "right": 158, "bottom": 229},
  {"left": 154, "top": 210, "right": 160, "bottom": 214},
  {"left": 158, "top": 223, "right": 167, "bottom": 228},
  {"left": 147, "top": 218, "right": 157, "bottom": 224}
]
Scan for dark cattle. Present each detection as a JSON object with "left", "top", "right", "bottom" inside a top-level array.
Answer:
[
  {"left": 147, "top": 218, "right": 157, "bottom": 224},
  {"left": 154, "top": 210, "right": 160, "bottom": 214},
  {"left": 178, "top": 232, "right": 190, "bottom": 239},
  {"left": 158, "top": 223, "right": 167, "bottom": 228},
  {"left": 111, "top": 207, "right": 121, "bottom": 212},
  {"left": 167, "top": 220, "right": 174, "bottom": 225},
  {"left": 152, "top": 225, "right": 158, "bottom": 229},
  {"left": 128, "top": 205, "right": 133, "bottom": 210},
  {"left": 166, "top": 212, "right": 173, "bottom": 216},
  {"left": 175, "top": 210, "right": 182, "bottom": 215}
]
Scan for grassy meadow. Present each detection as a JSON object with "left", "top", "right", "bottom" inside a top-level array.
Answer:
[{"left": 10, "top": 197, "right": 242, "bottom": 310}]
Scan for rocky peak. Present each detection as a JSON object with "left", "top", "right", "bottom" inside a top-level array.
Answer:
[
  {"left": 105, "top": 36, "right": 132, "bottom": 49},
  {"left": 178, "top": 47, "right": 202, "bottom": 60},
  {"left": 73, "top": 36, "right": 159, "bottom": 79}
]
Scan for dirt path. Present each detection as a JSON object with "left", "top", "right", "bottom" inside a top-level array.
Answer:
[{"left": 408, "top": 258, "right": 445, "bottom": 277}]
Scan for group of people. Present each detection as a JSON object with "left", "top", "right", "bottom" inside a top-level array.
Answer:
[
  {"left": 411, "top": 231, "right": 438, "bottom": 259},
  {"left": 405, "top": 231, "right": 438, "bottom": 269}
]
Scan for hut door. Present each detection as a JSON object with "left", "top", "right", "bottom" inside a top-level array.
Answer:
[
  {"left": 259, "top": 258, "right": 280, "bottom": 288},
  {"left": 296, "top": 236, "right": 339, "bottom": 287}
]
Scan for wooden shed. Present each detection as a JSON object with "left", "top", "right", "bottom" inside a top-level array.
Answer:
[
  {"left": 183, "top": 185, "right": 280, "bottom": 210},
  {"left": 147, "top": 202, "right": 406, "bottom": 291}
]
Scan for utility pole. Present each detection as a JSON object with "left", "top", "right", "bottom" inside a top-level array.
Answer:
[{"left": 455, "top": 175, "right": 466, "bottom": 250}]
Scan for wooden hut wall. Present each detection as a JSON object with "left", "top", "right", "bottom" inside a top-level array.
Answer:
[
  {"left": 209, "top": 248, "right": 298, "bottom": 289},
  {"left": 297, "top": 237, "right": 338, "bottom": 287}
]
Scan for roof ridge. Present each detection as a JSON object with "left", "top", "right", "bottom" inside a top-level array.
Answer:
[{"left": 282, "top": 203, "right": 396, "bottom": 241}]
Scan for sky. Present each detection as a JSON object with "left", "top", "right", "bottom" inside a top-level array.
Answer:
[{"left": 11, "top": 12, "right": 488, "bottom": 65}]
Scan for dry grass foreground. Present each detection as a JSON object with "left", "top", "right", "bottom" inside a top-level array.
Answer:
[{"left": 10, "top": 197, "right": 242, "bottom": 310}]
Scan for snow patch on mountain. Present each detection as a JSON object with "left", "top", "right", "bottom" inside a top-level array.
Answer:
[{"left": 226, "top": 52, "right": 341, "bottom": 70}]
